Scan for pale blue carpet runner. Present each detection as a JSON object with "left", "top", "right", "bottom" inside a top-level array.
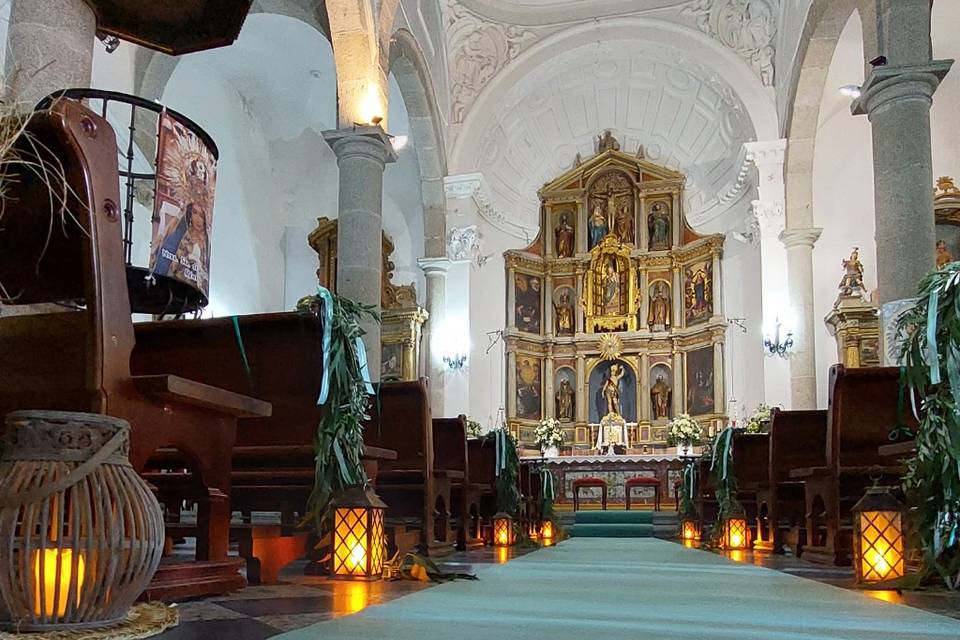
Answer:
[{"left": 278, "top": 538, "right": 960, "bottom": 640}]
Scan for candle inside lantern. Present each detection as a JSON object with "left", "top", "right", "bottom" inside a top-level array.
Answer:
[
  {"left": 541, "top": 520, "right": 554, "bottom": 540},
  {"left": 32, "top": 549, "right": 85, "bottom": 617}
]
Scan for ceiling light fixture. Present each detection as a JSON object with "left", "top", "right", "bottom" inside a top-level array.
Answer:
[{"left": 839, "top": 84, "right": 862, "bottom": 98}]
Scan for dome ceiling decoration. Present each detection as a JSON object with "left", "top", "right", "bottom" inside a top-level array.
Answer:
[{"left": 471, "top": 39, "right": 757, "bottom": 237}]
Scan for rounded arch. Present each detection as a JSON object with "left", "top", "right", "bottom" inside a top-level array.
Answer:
[{"left": 388, "top": 28, "right": 449, "bottom": 259}]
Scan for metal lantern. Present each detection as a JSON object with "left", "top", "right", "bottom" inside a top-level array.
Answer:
[
  {"left": 540, "top": 520, "right": 555, "bottom": 540},
  {"left": 0, "top": 411, "right": 164, "bottom": 631},
  {"left": 681, "top": 519, "right": 700, "bottom": 542},
  {"left": 723, "top": 516, "right": 749, "bottom": 550},
  {"left": 492, "top": 512, "right": 516, "bottom": 547},
  {"left": 852, "top": 485, "right": 905, "bottom": 584},
  {"left": 331, "top": 485, "right": 386, "bottom": 581}
]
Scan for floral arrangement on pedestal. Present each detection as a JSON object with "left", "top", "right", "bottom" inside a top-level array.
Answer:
[
  {"left": 466, "top": 418, "right": 483, "bottom": 438},
  {"left": 744, "top": 404, "right": 774, "bottom": 434},
  {"left": 667, "top": 414, "right": 702, "bottom": 455},
  {"left": 534, "top": 418, "right": 564, "bottom": 457}
]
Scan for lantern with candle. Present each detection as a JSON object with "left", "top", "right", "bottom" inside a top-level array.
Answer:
[
  {"left": 331, "top": 484, "right": 387, "bottom": 580},
  {"left": 681, "top": 519, "right": 700, "bottom": 543},
  {"left": 492, "top": 512, "right": 516, "bottom": 547},
  {"left": 0, "top": 411, "right": 164, "bottom": 631},
  {"left": 722, "top": 515, "right": 749, "bottom": 550},
  {"left": 852, "top": 484, "right": 905, "bottom": 584}
]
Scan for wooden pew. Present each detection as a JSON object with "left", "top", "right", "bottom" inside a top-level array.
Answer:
[
  {"left": 0, "top": 100, "right": 271, "bottom": 600},
  {"left": 466, "top": 438, "right": 498, "bottom": 542},
  {"left": 695, "top": 457, "right": 717, "bottom": 538},
  {"left": 433, "top": 416, "right": 469, "bottom": 550},
  {"left": 788, "top": 365, "right": 910, "bottom": 565},
  {"left": 767, "top": 408, "right": 828, "bottom": 555}
]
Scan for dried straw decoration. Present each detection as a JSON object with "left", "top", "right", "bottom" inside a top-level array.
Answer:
[{"left": 0, "top": 411, "right": 164, "bottom": 631}]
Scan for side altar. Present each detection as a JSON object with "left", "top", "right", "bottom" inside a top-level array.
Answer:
[{"left": 505, "top": 131, "right": 727, "bottom": 453}]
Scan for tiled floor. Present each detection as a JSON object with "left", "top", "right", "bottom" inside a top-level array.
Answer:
[{"left": 154, "top": 546, "right": 538, "bottom": 639}]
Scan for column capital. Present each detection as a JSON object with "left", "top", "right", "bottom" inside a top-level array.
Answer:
[
  {"left": 418, "top": 256, "right": 451, "bottom": 275},
  {"left": 743, "top": 139, "right": 786, "bottom": 168},
  {"left": 752, "top": 200, "right": 785, "bottom": 238},
  {"left": 779, "top": 227, "right": 822, "bottom": 250},
  {"left": 443, "top": 172, "right": 484, "bottom": 199},
  {"left": 852, "top": 60, "right": 954, "bottom": 117},
  {"left": 322, "top": 125, "right": 397, "bottom": 165}
]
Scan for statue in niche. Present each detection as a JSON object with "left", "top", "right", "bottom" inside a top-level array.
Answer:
[
  {"left": 597, "top": 130, "right": 620, "bottom": 153},
  {"left": 838, "top": 247, "right": 866, "bottom": 298},
  {"left": 648, "top": 201, "right": 671, "bottom": 250},
  {"left": 588, "top": 203, "right": 609, "bottom": 249},
  {"left": 555, "top": 211, "right": 574, "bottom": 258},
  {"left": 937, "top": 240, "right": 954, "bottom": 269},
  {"left": 601, "top": 363, "right": 626, "bottom": 417},
  {"left": 553, "top": 290, "right": 574, "bottom": 335},
  {"left": 650, "top": 374, "right": 672, "bottom": 420},
  {"left": 555, "top": 378, "right": 575, "bottom": 422},
  {"left": 614, "top": 202, "right": 634, "bottom": 245},
  {"left": 648, "top": 281, "right": 671, "bottom": 330},
  {"left": 603, "top": 258, "right": 621, "bottom": 315}
]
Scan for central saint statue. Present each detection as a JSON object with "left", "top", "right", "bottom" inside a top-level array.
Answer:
[{"left": 601, "top": 363, "right": 625, "bottom": 417}]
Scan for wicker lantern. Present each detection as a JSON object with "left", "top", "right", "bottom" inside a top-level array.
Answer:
[
  {"left": 852, "top": 484, "right": 905, "bottom": 584},
  {"left": 492, "top": 512, "right": 516, "bottom": 547},
  {"left": 0, "top": 411, "right": 164, "bottom": 631},
  {"left": 331, "top": 484, "right": 386, "bottom": 581},
  {"left": 722, "top": 516, "right": 749, "bottom": 550},
  {"left": 681, "top": 519, "right": 700, "bottom": 542}
]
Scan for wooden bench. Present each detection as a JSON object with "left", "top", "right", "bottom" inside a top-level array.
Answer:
[
  {"left": 432, "top": 416, "right": 470, "bottom": 550},
  {"left": 466, "top": 438, "right": 498, "bottom": 543},
  {"left": 787, "top": 365, "right": 912, "bottom": 565},
  {"left": 0, "top": 99, "right": 271, "bottom": 600}
]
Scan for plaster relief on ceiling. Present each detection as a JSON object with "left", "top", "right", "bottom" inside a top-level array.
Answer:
[
  {"left": 682, "top": 0, "right": 778, "bottom": 86},
  {"left": 445, "top": 0, "right": 539, "bottom": 123}
]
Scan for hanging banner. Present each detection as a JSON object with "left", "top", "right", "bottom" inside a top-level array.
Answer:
[{"left": 149, "top": 111, "right": 217, "bottom": 296}]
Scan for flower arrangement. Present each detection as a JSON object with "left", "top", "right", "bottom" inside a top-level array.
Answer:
[
  {"left": 667, "top": 414, "right": 702, "bottom": 446},
  {"left": 534, "top": 418, "right": 564, "bottom": 451},
  {"left": 744, "top": 404, "right": 773, "bottom": 434},
  {"left": 466, "top": 418, "right": 483, "bottom": 438}
]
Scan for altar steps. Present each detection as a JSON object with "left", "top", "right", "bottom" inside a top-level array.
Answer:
[{"left": 566, "top": 510, "right": 677, "bottom": 538}]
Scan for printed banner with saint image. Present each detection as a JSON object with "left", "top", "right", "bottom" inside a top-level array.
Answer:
[{"left": 149, "top": 111, "right": 216, "bottom": 296}]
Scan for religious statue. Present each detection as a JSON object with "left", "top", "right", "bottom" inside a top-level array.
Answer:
[
  {"left": 553, "top": 291, "right": 574, "bottom": 335},
  {"left": 648, "top": 202, "right": 671, "bottom": 250},
  {"left": 597, "top": 130, "right": 620, "bottom": 153},
  {"left": 650, "top": 374, "right": 672, "bottom": 420},
  {"left": 614, "top": 202, "right": 634, "bottom": 245},
  {"left": 648, "top": 281, "right": 671, "bottom": 329},
  {"left": 601, "top": 363, "right": 625, "bottom": 417},
  {"left": 588, "top": 204, "right": 608, "bottom": 248},
  {"left": 555, "top": 212, "right": 574, "bottom": 258},
  {"left": 838, "top": 247, "right": 866, "bottom": 297},
  {"left": 603, "top": 259, "right": 621, "bottom": 315},
  {"left": 555, "top": 378, "right": 575, "bottom": 422},
  {"left": 937, "top": 240, "right": 954, "bottom": 269},
  {"left": 684, "top": 262, "right": 712, "bottom": 324}
]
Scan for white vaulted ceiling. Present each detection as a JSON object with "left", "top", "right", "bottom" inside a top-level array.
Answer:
[{"left": 471, "top": 38, "right": 756, "bottom": 233}]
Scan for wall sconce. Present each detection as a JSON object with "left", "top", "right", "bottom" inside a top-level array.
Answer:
[
  {"left": 763, "top": 318, "right": 794, "bottom": 357},
  {"left": 443, "top": 353, "right": 467, "bottom": 370},
  {"left": 436, "top": 316, "right": 469, "bottom": 370}
]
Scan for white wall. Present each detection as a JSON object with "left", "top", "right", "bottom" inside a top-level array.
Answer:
[{"left": 931, "top": 1, "right": 960, "bottom": 181}]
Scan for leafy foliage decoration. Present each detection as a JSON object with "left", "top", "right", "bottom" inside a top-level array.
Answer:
[
  {"left": 895, "top": 264, "right": 960, "bottom": 589},
  {"left": 296, "top": 292, "right": 380, "bottom": 533},
  {"left": 708, "top": 427, "right": 743, "bottom": 547},
  {"left": 480, "top": 428, "right": 521, "bottom": 517}
]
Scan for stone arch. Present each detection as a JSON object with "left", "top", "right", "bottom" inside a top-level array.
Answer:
[{"left": 388, "top": 28, "right": 449, "bottom": 258}]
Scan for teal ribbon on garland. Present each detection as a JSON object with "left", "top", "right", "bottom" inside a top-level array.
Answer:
[
  {"left": 926, "top": 286, "right": 942, "bottom": 385},
  {"left": 683, "top": 462, "right": 697, "bottom": 502},
  {"left": 315, "top": 287, "right": 335, "bottom": 406},
  {"left": 231, "top": 316, "right": 254, "bottom": 389},
  {"left": 540, "top": 467, "right": 555, "bottom": 501},
  {"left": 494, "top": 429, "right": 508, "bottom": 477},
  {"left": 711, "top": 427, "right": 734, "bottom": 480}
]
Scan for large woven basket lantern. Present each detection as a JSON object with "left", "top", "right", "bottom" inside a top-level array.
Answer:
[{"left": 0, "top": 411, "right": 164, "bottom": 631}]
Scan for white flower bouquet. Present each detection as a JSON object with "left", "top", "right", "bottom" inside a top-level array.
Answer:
[
  {"left": 534, "top": 418, "right": 564, "bottom": 450},
  {"left": 745, "top": 404, "right": 774, "bottom": 434},
  {"left": 667, "top": 413, "right": 703, "bottom": 446}
]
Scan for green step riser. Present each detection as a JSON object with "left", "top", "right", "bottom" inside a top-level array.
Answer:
[
  {"left": 574, "top": 511, "right": 656, "bottom": 525},
  {"left": 567, "top": 524, "right": 655, "bottom": 538}
]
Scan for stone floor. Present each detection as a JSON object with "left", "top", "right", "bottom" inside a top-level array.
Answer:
[{"left": 152, "top": 541, "right": 960, "bottom": 639}]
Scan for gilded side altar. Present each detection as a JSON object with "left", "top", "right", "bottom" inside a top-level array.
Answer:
[{"left": 504, "top": 132, "right": 727, "bottom": 453}]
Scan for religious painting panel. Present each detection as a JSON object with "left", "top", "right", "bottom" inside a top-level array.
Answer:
[
  {"left": 649, "top": 363, "right": 673, "bottom": 422},
  {"left": 554, "top": 367, "right": 576, "bottom": 423},
  {"left": 553, "top": 207, "right": 576, "bottom": 258},
  {"left": 381, "top": 342, "right": 403, "bottom": 382},
  {"left": 588, "top": 359, "right": 637, "bottom": 423},
  {"left": 685, "top": 346, "right": 715, "bottom": 416},
  {"left": 647, "top": 200, "right": 672, "bottom": 251},
  {"left": 516, "top": 355, "right": 542, "bottom": 420},
  {"left": 684, "top": 260, "right": 713, "bottom": 325},
  {"left": 647, "top": 279, "right": 672, "bottom": 330},
  {"left": 587, "top": 170, "right": 635, "bottom": 248},
  {"left": 553, "top": 285, "right": 576, "bottom": 336},
  {"left": 514, "top": 272, "right": 542, "bottom": 334}
]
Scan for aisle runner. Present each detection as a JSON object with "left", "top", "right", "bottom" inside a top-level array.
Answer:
[{"left": 277, "top": 539, "right": 960, "bottom": 640}]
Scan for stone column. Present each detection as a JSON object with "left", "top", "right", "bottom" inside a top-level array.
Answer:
[
  {"left": 544, "top": 273, "right": 554, "bottom": 338},
  {"left": 638, "top": 197, "right": 649, "bottom": 251},
  {"left": 672, "top": 349, "right": 683, "bottom": 417},
  {"left": 323, "top": 126, "right": 397, "bottom": 381},
  {"left": 745, "top": 139, "right": 791, "bottom": 408},
  {"left": 639, "top": 267, "right": 650, "bottom": 332},
  {"left": 576, "top": 354, "right": 587, "bottom": 423},
  {"left": 672, "top": 265, "right": 683, "bottom": 328},
  {"left": 419, "top": 257, "right": 450, "bottom": 413},
  {"left": 6, "top": 0, "right": 96, "bottom": 105},
  {"left": 781, "top": 228, "right": 822, "bottom": 409}
]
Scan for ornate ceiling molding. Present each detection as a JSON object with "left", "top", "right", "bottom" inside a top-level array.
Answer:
[
  {"left": 681, "top": 0, "right": 778, "bottom": 87},
  {"left": 444, "top": 172, "right": 539, "bottom": 240}
]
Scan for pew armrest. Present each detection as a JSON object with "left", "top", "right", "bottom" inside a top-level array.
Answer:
[
  {"left": 788, "top": 466, "right": 830, "bottom": 479},
  {"left": 363, "top": 445, "right": 399, "bottom": 461},
  {"left": 133, "top": 374, "right": 272, "bottom": 418}
]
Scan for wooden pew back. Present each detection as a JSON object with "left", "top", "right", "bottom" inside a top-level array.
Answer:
[
  {"left": 731, "top": 432, "right": 769, "bottom": 489},
  {"left": 364, "top": 380, "right": 435, "bottom": 476},
  {"left": 769, "top": 408, "right": 828, "bottom": 482},
  {"left": 433, "top": 416, "right": 467, "bottom": 476}
]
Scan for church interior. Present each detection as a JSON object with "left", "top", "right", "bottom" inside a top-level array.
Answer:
[{"left": 1, "top": 0, "right": 960, "bottom": 638}]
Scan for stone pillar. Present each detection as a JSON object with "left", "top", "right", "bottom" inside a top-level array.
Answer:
[
  {"left": 323, "top": 126, "right": 397, "bottom": 381},
  {"left": 671, "top": 190, "right": 682, "bottom": 248},
  {"left": 781, "top": 228, "right": 822, "bottom": 409},
  {"left": 671, "top": 265, "right": 683, "bottom": 328},
  {"left": 419, "top": 257, "right": 450, "bottom": 413},
  {"left": 672, "top": 350, "right": 683, "bottom": 417},
  {"left": 745, "top": 139, "right": 791, "bottom": 408},
  {"left": 638, "top": 198, "right": 649, "bottom": 251},
  {"left": 852, "top": 1, "right": 952, "bottom": 361},
  {"left": 6, "top": 0, "right": 96, "bottom": 105},
  {"left": 711, "top": 249, "right": 723, "bottom": 320},
  {"left": 575, "top": 354, "right": 587, "bottom": 424}
]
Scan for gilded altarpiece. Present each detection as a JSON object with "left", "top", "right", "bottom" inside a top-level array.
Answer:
[{"left": 504, "top": 133, "right": 727, "bottom": 452}]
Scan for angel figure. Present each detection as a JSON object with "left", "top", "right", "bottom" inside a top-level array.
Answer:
[{"left": 838, "top": 247, "right": 866, "bottom": 297}]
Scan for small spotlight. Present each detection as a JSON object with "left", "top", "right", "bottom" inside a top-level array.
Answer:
[
  {"left": 869, "top": 55, "right": 887, "bottom": 67},
  {"left": 371, "top": 116, "right": 383, "bottom": 126},
  {"left": 839, "top": 84, "right": 862, "bottom": 98}
]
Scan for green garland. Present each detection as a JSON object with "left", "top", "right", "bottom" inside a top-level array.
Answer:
[
  {"left": 483, "top": 428, "right": 521, "bottom": 517},
  {"left": 296, "top": 292, "right": 380, "bottom": 532},
  {"left": 895, "top": 264, "right": 960, "bottom": 589},
  {"left": 708, "top": 427, "right": 743, "bottom": 546}
]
